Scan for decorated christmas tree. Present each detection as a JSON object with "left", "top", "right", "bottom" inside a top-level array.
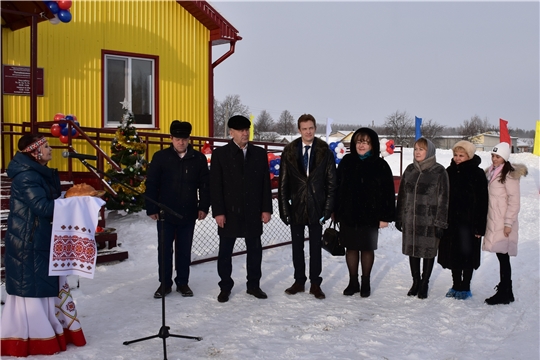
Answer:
[{"left": 104, "top": 102, "right": 148, "bottom": 213}]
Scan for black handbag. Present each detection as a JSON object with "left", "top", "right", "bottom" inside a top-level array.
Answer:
[{"left": 322, "top": 221, "right": 345, "bottom": 256}]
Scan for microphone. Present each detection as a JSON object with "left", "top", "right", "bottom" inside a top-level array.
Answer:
[{"left": 62, "top": 151, "right": 97, "bottom": 161}]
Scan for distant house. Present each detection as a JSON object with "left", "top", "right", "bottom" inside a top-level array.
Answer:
[
  {"left": 329, "top": 130, "right": 353, "bottom": 140},
  {"left": 433, "top": 135, "right": 466, "bottom": 150},
  {"left": 517, "top": 138, "right": 534, "bottom": 153},
  {"left": 469, "top": 131, "right": 518, "bottom": 152}
]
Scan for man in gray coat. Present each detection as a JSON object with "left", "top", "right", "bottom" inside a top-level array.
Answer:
[
  {"left": 278, "top": 114, "right": 337, "bottom": 299},
  {"left": 210, "top": 115, "right": 273, "bottom": 303}
]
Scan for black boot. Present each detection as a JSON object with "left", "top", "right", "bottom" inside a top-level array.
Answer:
[
  {"left": 343, "top": 276, "right": 360, "bottom": 296},
  {"left": 485, "top": 279, "right": 513, "bottom": 305},
  {"left": 417, "top": 258, "right": 435, "bottom": 299},
  {"left": 360, "top": 275, "right": 371, "bottom": 298},
  {"left": 407, "top": 257, "right": 421, "bottom": 296}
]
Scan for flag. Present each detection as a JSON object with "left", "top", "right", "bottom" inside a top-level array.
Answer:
[
  {"left": 415, "top": 116, "right": 422, "bottom": 140},
  {"left": 326, "top": 118, "right": 334, "bottom": 142},
  {"left": 534, "top": 120, "right": 540, "bottom": 156},
  {"left": 499, "top": 118, "right": 511, "bottom": 145},
  {"left": 249, "top": 114, "right": 255, "bottom": 141}
]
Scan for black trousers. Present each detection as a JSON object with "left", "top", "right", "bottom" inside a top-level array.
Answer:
[
  {"left": 217, "top": 236, "right": 262, "bottom": 291},
  {"left": 290, "top": 223, "right": 323, "bottom": 286}
]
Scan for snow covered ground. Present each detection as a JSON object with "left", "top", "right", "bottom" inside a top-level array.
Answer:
[{"left": 1, "top": 148, "right": 539, "bottom": 359}]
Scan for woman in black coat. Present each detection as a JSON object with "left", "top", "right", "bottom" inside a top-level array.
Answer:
[
  {"left": 438, "top": 141, "right": 488, "bottom": 300},
  {"left": 334, "top": 128, "right": 396, "bottom": 297}
]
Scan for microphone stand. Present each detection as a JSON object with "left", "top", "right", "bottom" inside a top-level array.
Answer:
[{"left": 78, "top": 159, "right": 202, "bottom": 360}]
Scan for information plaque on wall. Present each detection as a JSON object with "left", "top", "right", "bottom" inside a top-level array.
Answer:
[{"left": 2, "top": 65, "right": 44, "bottom": 96}]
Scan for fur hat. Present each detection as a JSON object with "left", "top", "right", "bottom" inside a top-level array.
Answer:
[
  {"left": 491, "top": 142, "right": 511, "bottom": 161},
  {"left": 170, "top": 120, "right": 192, "bottom": 138},
  {"left": 228, "top": 115, "right": 251, "bottom": 130},
  {"left": 453, "top": 140, "right": 476, "bottom": 159}
]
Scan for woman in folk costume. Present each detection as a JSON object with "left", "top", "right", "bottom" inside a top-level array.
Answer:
[
  {"left": 1, "top": 134, "right": 86, "bottom": 357},
  {"left": 334, "top": 128, "right": 395, "bottom": 297},
  {"left": 437, "top": 140, "right": 488, "bottom": 300},
  {"left": 483, "top": 142, "right": 528, "bottom": 305},
  {"left": 396, "top": 137, "right": 449, "bottom": 299}
]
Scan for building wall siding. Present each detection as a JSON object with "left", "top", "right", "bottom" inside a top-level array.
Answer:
[{"left": 2, "top": 0, "right": 210, "bottom": 169}]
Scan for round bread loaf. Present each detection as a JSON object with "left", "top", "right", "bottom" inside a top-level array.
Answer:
[{"left": 65, "top": 183, "right": 106, "bottom": 198}]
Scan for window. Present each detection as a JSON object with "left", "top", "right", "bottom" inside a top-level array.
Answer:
[{"left": 104, "top": 52, "right": 157, "bottom": 128}]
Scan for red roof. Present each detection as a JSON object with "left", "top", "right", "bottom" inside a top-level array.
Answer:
[{"left": 177, "top": 1, "right": 242, "bottom": 45}]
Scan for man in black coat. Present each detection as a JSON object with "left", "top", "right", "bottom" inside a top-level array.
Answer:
[
  {"left": 145, "top": 120, "right": 210, "bottom": 299},
  {"left": 210, "top": 115, "right": 273, "bottom": 303},
  {"left": 278, "top": 114, "right": 337, "bottom": 299}
]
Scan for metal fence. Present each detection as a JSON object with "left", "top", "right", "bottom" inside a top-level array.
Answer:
[{"left": 190, "top": 194, "right": 332, "bottom": 264}]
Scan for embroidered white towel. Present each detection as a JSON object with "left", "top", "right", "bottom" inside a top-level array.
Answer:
[{"left": 49, "top": 196, "right": 106, "bottom": 279}]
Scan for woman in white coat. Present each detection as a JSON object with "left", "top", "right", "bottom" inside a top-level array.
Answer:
[{"left": 483, "top": 142, "right": 528, "bottom": 305}]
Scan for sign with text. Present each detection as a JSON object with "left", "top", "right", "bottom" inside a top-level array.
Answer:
[{"left": 2, "top": 65, "right": 44, "bottom": 96}]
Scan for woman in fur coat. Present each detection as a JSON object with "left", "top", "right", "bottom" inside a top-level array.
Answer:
[
  {"left": 396, "top": 137, "right": 449, "bottom": 299},
  {"left": 483, "top": 142, "right": 528, "bottom": 305},
  {"left": 437, "top": 140, "right": 488, "bottom": 300}
]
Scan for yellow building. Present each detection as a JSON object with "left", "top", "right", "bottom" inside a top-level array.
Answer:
[{"left": 1, "top": 0, "right": 241, "bottom": 171}]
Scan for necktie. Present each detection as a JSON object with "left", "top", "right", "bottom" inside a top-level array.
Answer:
[{"left": 303, "top": 145, "right": 311, "bottom": 172}]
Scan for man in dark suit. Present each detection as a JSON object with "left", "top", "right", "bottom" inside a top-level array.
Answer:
[
  {"left": 145, "top": 120, "right": 210, "bottom": 299},
  {"left": 210, "top": 115, "right": 273, "bottom": 303},
  {"left": 278, "top": 114, "right": 337, "bottom": 299}
]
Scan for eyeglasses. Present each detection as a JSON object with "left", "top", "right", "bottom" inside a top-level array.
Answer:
[{"left": 356, "top": 140, "right": 370, "bottom": 145}]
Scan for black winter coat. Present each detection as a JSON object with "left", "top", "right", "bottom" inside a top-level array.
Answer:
[
  {"left": 210, "top": 140, "right": 273, "bottom": 238},
  {"left": 335, "top": 154, "right": 395, "bottom": 228},
  {"left": 278, "top": 137, "right": 337, "bottom": 225},
  {"left": 145, "top": 144, "right": 210, "bottom": 225},
  {"left": 438, "top": 155, "right": 488, "bottom": 269},
  {"left": 5, "top": 152, "right": 62, "bottom": 297}
]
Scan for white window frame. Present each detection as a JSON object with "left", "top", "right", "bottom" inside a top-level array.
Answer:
[{"left": 104, "top": 54, "right": 156, "bottom": 128}]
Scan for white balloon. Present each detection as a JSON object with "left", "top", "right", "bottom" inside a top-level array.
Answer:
[
  {"left": 337, "top": 142, "right": 345, "bottom": 148},
  {"left": 49, "top": 15, "right": 60, "bottom": 25},
  {"left": 337, "top": 152, "right": 344, "bottom": 159}
]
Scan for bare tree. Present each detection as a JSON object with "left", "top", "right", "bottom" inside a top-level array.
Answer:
[
  {"left": 213, "top": 94, "right": 250, "bottom": 138},
  {"left": 421, "top": 119, "right": 445, "bottom": 142},
  {"left": 384, "top": 110, "right": 414, "bottom": 147},
  {"left": 275, "top": 110, "right": 296, "bottom": 135},
  {"left": 458, "top": 115, "right": 493, "bottom": 138},
  {"left": 213, "top": 97, "right": 225, "bottom": 138},
  {"left": 254, "top": 110, "right": 276, "bottom": 140}
]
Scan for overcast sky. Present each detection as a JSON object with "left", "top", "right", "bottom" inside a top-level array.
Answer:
[{"left": 211, "top": 1, "right": 539, "bottom": 131}]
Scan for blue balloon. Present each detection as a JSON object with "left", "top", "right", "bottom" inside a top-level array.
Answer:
[
  {"left": 60, "top": 126, "right": 69, "bottom": 136},
  {"left": 73, "top": 120, "right": 80, "bottom": 128},
  {"left": 270, "top": 159, "right": 277, "bottom": 167},
  {"left": 329, "top": 142, "right": 337, "bottom": 150},
  {"left": 47, "top": 1, "right": 59, "bottom": 15},
  {"left": 276, "top": 158, "right": 281, "bottom": 164},
  {"left": 58, "top": 9, "right": 72, "bottom": 23},
  {"left": 59, "top": 121, "right": 67, "bottom": 129},
  {"left": 274, "top": 169, "right": 279, "bottom": 176},
  {"left": 335, "top": 158, "right": 341, "bottom": 164},
  {"left": 65, "top": 114, "right": 74, "bottom": 121}
]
